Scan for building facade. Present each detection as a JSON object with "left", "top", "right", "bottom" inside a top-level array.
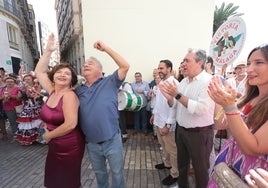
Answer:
[
  {"left": 55, "top": 0, "right": 214, "bottom": 81},
  {"left": 0, "top": 0, "right": 39, "bottom": 74},
  {"left": 55, "top": 0, "right": 84, "bottom": 75},
  {"left": 37, "top": 20, "right": 60, "bottom": 68}
]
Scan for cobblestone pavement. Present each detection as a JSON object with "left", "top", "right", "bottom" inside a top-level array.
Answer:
[{"left": 1, "top": 129, "right": 191, "bottom": 188}]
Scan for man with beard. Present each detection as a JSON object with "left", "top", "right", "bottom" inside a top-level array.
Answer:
[
  {"left": 150, "top": 59, "right": 179, "bottom": 186},
  {"left": 159, "top": 49, "right": 215, "bottom": 188}
]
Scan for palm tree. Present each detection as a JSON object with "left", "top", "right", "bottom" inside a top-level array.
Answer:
[{"left": 213, "top": 2, "right": 244, "bottom": 35}]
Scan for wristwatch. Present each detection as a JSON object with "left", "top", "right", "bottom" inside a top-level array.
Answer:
[
  {"left": 175, "top": 93, "right": 182, "bottom": 100},
  {"left": 166, "top": 124, "right": 171, "bottom": 128}
]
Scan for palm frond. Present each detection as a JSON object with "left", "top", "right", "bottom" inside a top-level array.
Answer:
[{"left": 213, "top": 2, "right": 244, "bottom": 35}]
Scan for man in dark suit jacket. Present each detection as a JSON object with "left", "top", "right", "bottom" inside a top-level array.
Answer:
[{"left": 216, "top": 31, "right": 236, "bottom": 57}]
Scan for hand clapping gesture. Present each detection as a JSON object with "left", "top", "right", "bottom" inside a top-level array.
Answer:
[
  {"left": 207, "top": 76, "right": 237, "bottom": 107},
  {"left": 245, "top": 168, "right": 268, "bottom": 188},
  {"left": 158, "top": 80, "right": 178, "bottom": 102}
]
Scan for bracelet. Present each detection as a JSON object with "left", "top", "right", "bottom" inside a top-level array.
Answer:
[
  {"left": 223, "top": 105, "right": 238, "bottom": 112},
  {"left": 225, "top": 111, "right": 240, "bottom": 115},
  {"left": 214, "top": 108, "right": 224, "bottom": 121}
]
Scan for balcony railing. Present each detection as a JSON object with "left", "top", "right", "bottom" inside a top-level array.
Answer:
[{"left": 1, "top": 0, "right": 22, "bottom": 20}]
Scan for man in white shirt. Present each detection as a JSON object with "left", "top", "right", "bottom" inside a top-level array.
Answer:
[
  {"left": 150, "top": 59, "right": 179, "bottom": 186},
  {"left": 225, "top": 62, "right": 247, "bottom": 99},
  {"left": 160, "top": 49, "right": 215, "bottom": 188}
]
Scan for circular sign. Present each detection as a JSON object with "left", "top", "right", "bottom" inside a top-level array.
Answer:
[{"left": 210, "top": 17, "right": 246, "bottom": 67}]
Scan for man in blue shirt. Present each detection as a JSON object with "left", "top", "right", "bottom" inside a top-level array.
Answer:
[
  {"left": 75, "top": 41, "right": 130, "bottom": 188},
  {"left": 131, "top": 72, "right": 150, "bottom": 134}
]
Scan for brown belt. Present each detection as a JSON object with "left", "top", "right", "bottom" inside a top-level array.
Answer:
[{"left": 180, "top": 125, "right": 213, "bottom": 132}]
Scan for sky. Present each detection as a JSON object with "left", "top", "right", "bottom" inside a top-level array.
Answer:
[
  {"left": 27, "top": 0, "right": 57, "bottom": 35},
  {"left": 28, "top": 0, "right": 268, "bottom": 63}
]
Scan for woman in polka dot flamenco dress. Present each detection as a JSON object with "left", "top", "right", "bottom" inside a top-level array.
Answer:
[{"left": 15, "top": 74, "right": 44, "bottom": 145}]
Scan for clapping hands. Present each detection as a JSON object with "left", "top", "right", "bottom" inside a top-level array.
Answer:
[
  {"left": 158, "top": 80, "right": 178, "bottom": 101},
  {"left": 245, "top": 168, "right": 268, "bottom": 188},
  {"left": 207, "top": 76, "right": 237, "bottom": 107}
]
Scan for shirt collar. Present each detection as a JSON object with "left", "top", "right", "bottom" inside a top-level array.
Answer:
[{"left": 186, "top": 70, "right": 206, "bottom": 83}]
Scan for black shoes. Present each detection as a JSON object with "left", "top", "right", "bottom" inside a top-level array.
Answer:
[
  {"left": 155, "top": 163, "right": 178, "bottom": 186},
  {"left": 154, "top": 163, "right": 171, "bottom": 170},
  {"left": 121, "top": 134, "right": 128, "bottom": 143},
  {"left": 162, "top": 175, "right": 178, "bottom": 186},
  {"left": 122, "top": 137, "right": 128, "bottom": 143}
]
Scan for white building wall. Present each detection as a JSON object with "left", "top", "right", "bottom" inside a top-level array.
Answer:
[
  {"left": 0, "top": 15, "right": 34, "bottom": 73},
  {"left": 18, "top": 35, "right": 35, "bottom": 71},
  {"left": 82, "top": 0, "right": 214, "bottom": 82},
  {"left": 0, "top": 17, "right": 12, "bottom": 73}
]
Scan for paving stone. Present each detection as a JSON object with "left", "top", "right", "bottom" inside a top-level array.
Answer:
[{"left": 0, "top": 130, "right": 196, "bottom": 187}]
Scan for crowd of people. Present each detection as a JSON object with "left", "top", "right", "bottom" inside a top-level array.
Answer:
[
  {"left": 0, "top": 67, "right": 47, "bottom": 144},
  {"left": 1, "top": 34, "right": 268, "bottom": 188}
]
